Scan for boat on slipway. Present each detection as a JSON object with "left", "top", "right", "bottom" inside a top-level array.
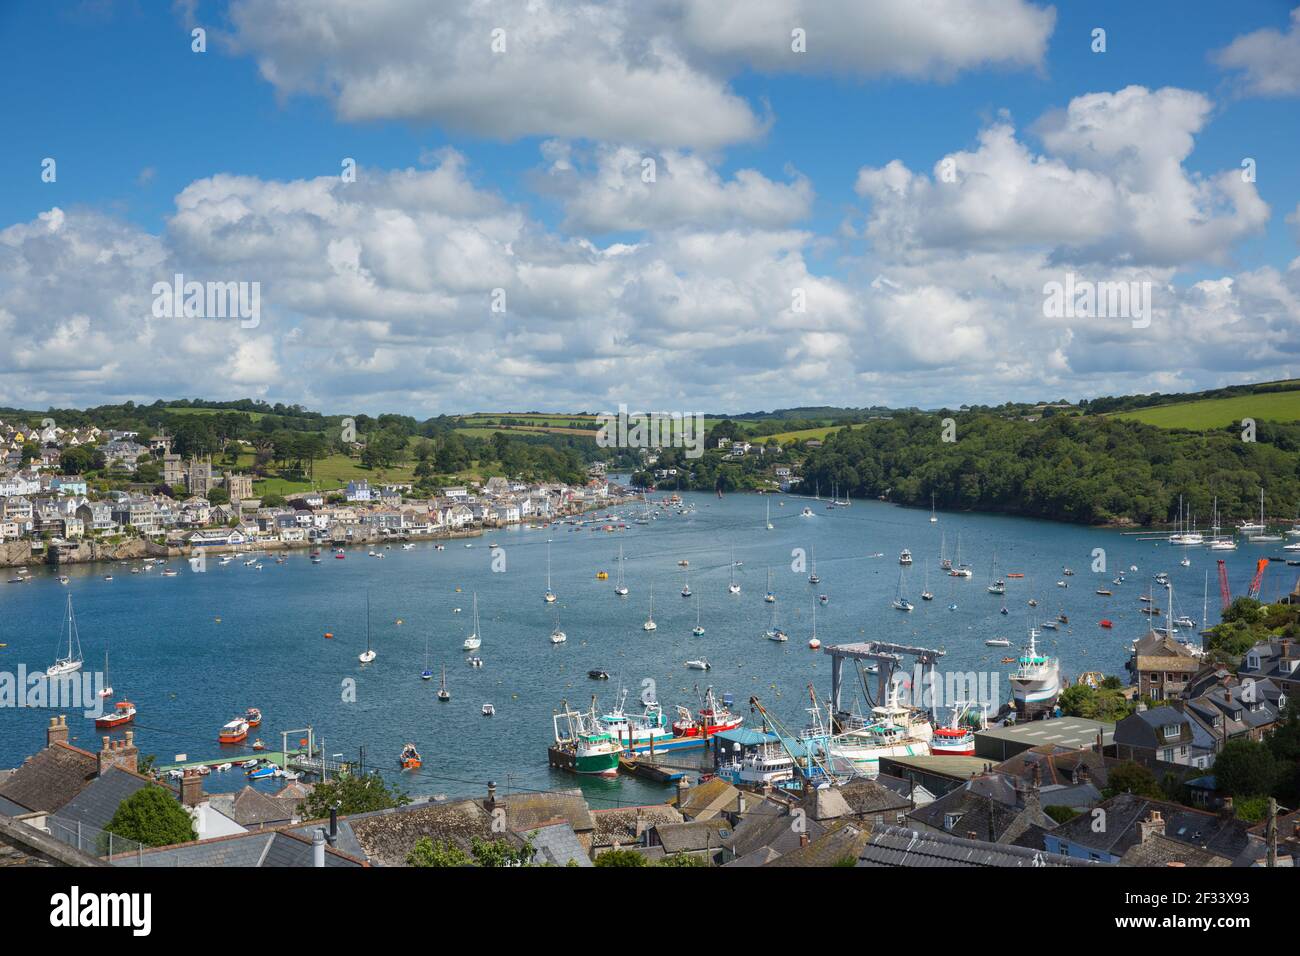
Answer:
[
  {"left": 801, "top": 682, "right": 932, "bottom": 779},
  {"left": 1009, "top": 626, "right": 1061, "bottom": 717}
]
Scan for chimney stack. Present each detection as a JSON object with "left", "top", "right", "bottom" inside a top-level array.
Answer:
[
  {"left": 180, "top": 768, "right": 204, "bottom": 807},
  {"left": 1138, "top": 809, "right": 1164, "bottom": 844},
  {"left": 328, "top": 805, "right": 339, "bottom": 846},
  {"left": 486, "top": 781, "right": 497, "bottom": 811},
  {"left": 676, "top": 775, "right": 691, "bottom": 807},
  {"left": 47, "top": 715, "right": 69, "bottom": 748},
  {"left": 313, "top": 828, "right": 326, "bottom": 868},
  {"left": 97, "top": 730, "right": 138, "bottom": 776}
]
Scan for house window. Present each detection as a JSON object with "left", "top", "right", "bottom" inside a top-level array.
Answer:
[{"left": 1162, "top": 724, "right": 1180, "bottom": 740}]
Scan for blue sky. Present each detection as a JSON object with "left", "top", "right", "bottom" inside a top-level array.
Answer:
[{"left": 1, "top": 1, "right": 1298, "bottom": 415}]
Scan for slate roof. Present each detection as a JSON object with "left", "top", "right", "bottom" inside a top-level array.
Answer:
[
  {"left": 723, "top": 796, "right": 827, "bottom": 861},
  {"left": 837, "top": 778, "right": 912, "bottom": 817},
  {"left": 122, "top": 828, "right": 364, "bottom": 867},
  {"left": 0, "top": 742, "right": 98, "bottom": 813},
  {"left": 207, "top": 786, "right": 301, "bottom": 828},
  {"left": 766, "top": 819, "right": 873, "bottom": 867},
  {"left": 906, "top": 773, "right": 1053, "bottom": 844},
  {"left": 654, "top": 818, "right": 731, "bottom": 855},
  {"left": 1120, "top": 833, "right": 1233, "bottom": 867},
  {"left": 857, "top": 824, "right": 1100, "bottom": 867},
  {"left": 344, "top": 798, "right": 496, "bottom": 867},
  {"left": 590, "top": 804, "right": 684, "bottom": 847},
  {"left": 993, "top": 745, "right": 1113, "bottom": 789},
  {"left": 50, "top": 767, "right": 153, "bottom": 832},
  {"left": 677, "top": 777, "right": 740, "bottom": 820},
  {"left": 529, "top": 821, "right": 592, "bottom": 867},
  {"left": 0, "top": 813, "right": 106, "bottom": 868},
  {"left": 502, "top": 790, "right": 594, "bottom": 834},
  {"left": 1049, "top": 794, "right": 1260, "bottom": 863}
]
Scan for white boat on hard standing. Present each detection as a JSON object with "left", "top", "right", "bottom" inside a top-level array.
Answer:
[
  {"left": 47, "top": 593, "right": 85, "bottom": 677},
  {"left": 463, "top": 593, "right": 483, "bottom": 650},
  {"left": 803, "top": 683, "right": 933, "bottom": 779},
  {"left": 1009, "top": 626, "right": 1061, "bottom": 716}
]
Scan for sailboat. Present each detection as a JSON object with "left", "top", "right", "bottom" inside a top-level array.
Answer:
[
  {"left": 358, "top": 592, "right": 376, "bottom": 663},
  {"left": 766, "top": 498, "right": 773, "bottom": 530},
  {"left": 420, "top": 635, "right": 433, "bottom": 679},
  {"left": 437, "top": 664, "right": 450, "bottom": 701},
  {"left": 728, "top": 548, "right": 741, "bottom": 594},
  {"left": 808, "top": 546, "right": 821, "bottom": 585},
  {"left": 764, "top": 600, "right": 788, "bottom": 642},
  {"left": 692, "top": 594, "right": 705, "bottom": 636},
  {"left": 681, "top": 567, "right": 691, "bottom": 598},
  {"left": 47, "top": 594, "right": 85, "bottom": 677},
  {"left": 986, "top": 551, "right": 1006, "bottom": 594},
  {"left": 614, "top": 544, "right": 629, "bottom": 596},
  {"left": 643, "top": 586, "right": 657, "bottom": 631},
  {"left": 921, "top": 565, "right": 934, "bottom": 602},
  {"left": 891, "top": 568, "right": 914, "bottom": 611},
  {"left": 808, "top": 599, "right": 820, "bottom": 648},
  {"left": 550, "top": 610, "right": 567, "bottom": 644},
  {"left": 764, "top": 568, "right": 776, "bottom": 603},
  {"left": 948, "top": 532, "right": 972, "bottom": 577},
  {"left": 99, "top": 643, "right": 113, "bottom": 698},
  {"left": 462, "top": 593, "right": 482, "bottom": 650},
  {"left": 544, "top": 541, "right": 557, "bottom": 603},
  {"left": 930, "top": 492, "right": 938, "bottom": 523}
]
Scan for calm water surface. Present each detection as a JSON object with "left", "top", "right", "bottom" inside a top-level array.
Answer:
[{"left": 1, "top": 492, "right": 1289, "bottom": 809}]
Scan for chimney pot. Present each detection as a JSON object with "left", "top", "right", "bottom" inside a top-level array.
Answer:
[
  {"left": 47, "top": 715, "right": 70, "bottom": 748},
  {"left": 313, "top": 827, "right": 326, "bottom": 868}
]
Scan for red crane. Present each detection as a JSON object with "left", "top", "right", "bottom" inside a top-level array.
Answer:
[
  {"left": 1217, "top": 559, "right": 1232, "bottom": 610},
  {"left": 1247, "top": 558, "right": 1269, "bottom": 600}
]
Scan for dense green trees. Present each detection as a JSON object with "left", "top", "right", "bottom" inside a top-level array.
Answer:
[
  {"left": 106, "top": 786, "right": 197, "bottom": 847},
  {"left": 799, "top": 413, "right": 1300, "bottom": 527}
]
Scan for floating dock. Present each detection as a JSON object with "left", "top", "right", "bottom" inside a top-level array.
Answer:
[{"left": 618, "top": 757, "right": 685, "bottom": 784}]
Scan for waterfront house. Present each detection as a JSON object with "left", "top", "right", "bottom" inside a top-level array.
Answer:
[
  {"left": 187, "top": 528, "right": 247, "bottom": 547},
  {"left": 74, "top": 501, "right": 115, "bottom": 535}
]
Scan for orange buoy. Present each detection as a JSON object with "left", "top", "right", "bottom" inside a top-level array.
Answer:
[{"left": 324, "top": 632, "right": 334, "bottom": 639}]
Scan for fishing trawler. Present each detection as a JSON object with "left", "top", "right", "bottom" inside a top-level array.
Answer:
[
  {"left": 929, "top": 700, "right": 986, "bottom": 756},
  {"left": 552, "top": 701, "right": 622, "bottom": 776},
  {"left": 715, "top": 742, "right": 796, "bottom": 788},
  {"left": 671, "top": 687, "right": 743, "bottom": 739},
  {"left": 1009, "top": 627, "right": 1061, "bottom": 717}
]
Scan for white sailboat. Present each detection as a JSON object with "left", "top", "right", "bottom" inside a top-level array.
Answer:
[
  {"left": 891, "top": 568, "right": 914, "bottom": 611},
  {"left": 614, "top": 544, "right": 629, "bottom": 596},
  {"left": 549, "top": 610, "right": 567, "bottom": 644},
  {"left": 766, "top": 498, "right": 773, "bottom": 530},
  {"left": 764, "top": 599, "right": 788, "bottom": 642},
  {"left": 921, "top": 564, "right": 934, "bottom": 602},
  {"left": 681, "top": 567, "right": 691, "bottom": 598},
  {"left": 764, "top": 568, "right": 776, "bottom": 603},
  {"left": 544, "top": 540, "right": 557, "bottom": 603},
  {"left": 1238, "top": 488, "right": 1267, "bottom": 535},
  {"left": 728, "top": 548, "right": 741, "bottom": 594},
  {"left": 47, "top": 594, "right": 85, "bottom": 677},
  {"left": 437, "top": 664, "right": 450, "bottom": 701},
  {"left": 692, "top": 594, "right": 705, "bottom": 636},
  {"left": 808, "top": 545, "right": 820, "bottom": 585},
  {"left": 358, "top": 592, "right": 376, "bottom": 663},
  {"left": 930, "top": 492, "right": 938, "bottom": 523},
  {"left": 462, "top": 593, "right": 482, "bottom": 650},
  {"left": 643, "top": 586, "right": 657, "bottom": 631}
]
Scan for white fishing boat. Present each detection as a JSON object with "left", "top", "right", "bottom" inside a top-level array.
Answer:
[
  {"left": 463, "top": 594, "right": 483, "bottom": 650},
  {"left": 1009, "top": 627, "right": 1061, "bottom": 716},
  {"left": 803, "top": 683, "right": 932, "bottom": 779},
  {"left": 46, "top": 594, "right": 84, "bottom": 677}
]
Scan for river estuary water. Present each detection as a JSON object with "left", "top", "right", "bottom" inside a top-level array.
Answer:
[{"left": 1, "top": 491, "right": 1291, "bottom": 810}]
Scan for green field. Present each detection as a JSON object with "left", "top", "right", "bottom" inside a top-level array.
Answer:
[
  {"left": 761, "top": 423, "right": 865, "bottom": 443},
  {"left": 165, "top": 406, "right": 271, "bottom": 422},
  {"left": 1111, "top": 390, "right": 1300, "bottom": 429}
]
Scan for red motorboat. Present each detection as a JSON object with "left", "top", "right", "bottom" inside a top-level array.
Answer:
[
  {"left": 95, "top": 700, "right": 136, "bottom": 730},
  {"left": 671, "top": 688, "right": 743, "bottom": 738},
  {"left": 1099, "top": 619, "right": 1114, "bottom": 629}
]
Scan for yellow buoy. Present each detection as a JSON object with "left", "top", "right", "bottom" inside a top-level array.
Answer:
[{"left": 214, "top": 617, "right": 222, "bottom": 623}]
